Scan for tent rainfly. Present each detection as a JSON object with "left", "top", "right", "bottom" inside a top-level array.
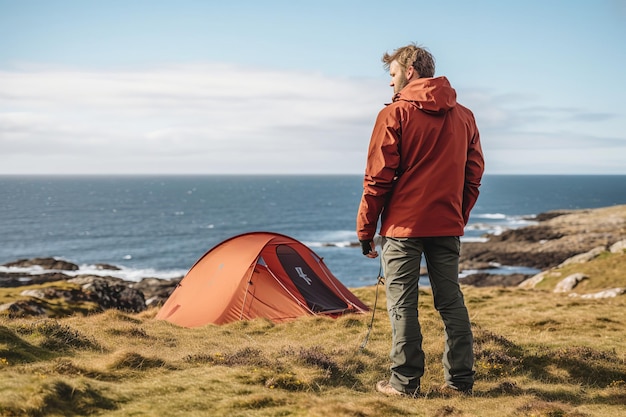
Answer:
[{"left": 156, "top": 232, "right": 369, "bottom": 327}]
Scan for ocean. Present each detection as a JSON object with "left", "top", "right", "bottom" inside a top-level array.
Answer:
[{"left": 2, "top": 175, "right": 626, "bottom": 288}]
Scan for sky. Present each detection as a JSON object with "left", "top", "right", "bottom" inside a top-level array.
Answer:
[{"left": 1, "top": 0, "right": 625, "bottom": 175}]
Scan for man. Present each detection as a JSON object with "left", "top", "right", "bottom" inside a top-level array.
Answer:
[{"left": 356, "top": 43, "right": 484, "bottom": 397}]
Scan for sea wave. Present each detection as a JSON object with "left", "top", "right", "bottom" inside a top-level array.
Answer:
[
  {"left": 0, "top": 264, "right": 186, "bottom": 282},
  {"left": 300, "top": 229, "right": 357, "bottom": 249},
  {"left": 304, "top": 240, "right": 355, "bottom": 248},
  {"left": 473, "top": 213, "right": 507, "bottom": 219},
  {"left": 465, "top": 215, "right": 537, "bottom": 236},
  {"left": 460, "top": 236, "right": 489, "bottom": 243}
]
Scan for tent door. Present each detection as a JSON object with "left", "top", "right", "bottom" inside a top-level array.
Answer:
[{"left": 275, "top": 245, "right": 348, "bottom": 313}]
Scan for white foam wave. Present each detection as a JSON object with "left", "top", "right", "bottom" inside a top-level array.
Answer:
[
  {"left": 459, "top": 269, "right": 480, "bottom": 278},
  {"left": 303, "top": 240, "right": 354, "bottom": 248},
  {"left": 508, "top": 218, "right": 537, "bottom": 226},
  {"left": 474, "top": 213, "right": 507, "bottom": 219},
  {"left": 76, "top": 264, "right": 187, "bottom": 281},
  {"left": 460, "top": 236, "right": 489, "bottom": 243},
  {"left": 465, "top": 222, "right": 497, "bottom": 231},
  {"left": 465, "top": 223, "right": 508, "bottom": 236},
  {"left": 0, "top": 264, "right": 186, "bottom": 282},
  {"left": 301, "top": 230, "right": 356, "bottom": 249},
  {"left": 465, "top": 215, "right": 537, "bottom": 237}
]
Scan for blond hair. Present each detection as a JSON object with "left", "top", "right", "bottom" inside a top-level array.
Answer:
[{"left": 382, "top": 43, "right": 435, "bottom": 78}]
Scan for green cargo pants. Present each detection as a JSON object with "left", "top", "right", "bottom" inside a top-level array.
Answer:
[{"left": 381, "top": 236, "right": 475, "bottom": 393}]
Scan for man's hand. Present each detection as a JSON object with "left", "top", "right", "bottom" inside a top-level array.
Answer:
[{"left": 359, "top": 239, "right": 379, "bottom": 258}]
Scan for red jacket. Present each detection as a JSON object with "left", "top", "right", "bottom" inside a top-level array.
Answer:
[{"left": 356, "top": 76, "right": 484, "bottom": 241}]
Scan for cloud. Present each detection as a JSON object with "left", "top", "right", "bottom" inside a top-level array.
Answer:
[
  {"left": 461, "top": 89, "right": 626, "bottom": 165},
  {"left": 0, "top": 64, "right": 386, "bottom": 174},
  {"left": 487, "top": 146, "right": 626, "bottom": 174},
  {"left": 1, "top": 64, "right": 624, "bottom": 174},
  {"left": 463, "top": 90, "right": 619, "bottom": 131}
]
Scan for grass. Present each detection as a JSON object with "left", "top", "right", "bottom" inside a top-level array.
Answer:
[
  {"left": 535, "top": 250, "right": 626, "bottom": 292},
  {"left": 1, "top": 254, "right": 625, "bottom": 416}
]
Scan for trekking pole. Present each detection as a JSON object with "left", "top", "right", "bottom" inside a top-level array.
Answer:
[{"left": 359, "top": 261, "right": 384, "bottom": 351}]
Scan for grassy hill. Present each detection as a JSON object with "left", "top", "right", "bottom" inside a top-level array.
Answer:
[{"left": 1, "top": 252, "right": 625, "bottom": 417}]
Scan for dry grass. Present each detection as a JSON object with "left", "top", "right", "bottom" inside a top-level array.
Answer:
[{"left": 1, "top": 254, "right": 625, "bottom": 416}]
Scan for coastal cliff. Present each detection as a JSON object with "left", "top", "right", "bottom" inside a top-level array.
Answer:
[
  {"left": 459, "top": 204, "right": 626, "bottom": 291},
  {"left": 461, "top": 204, "right": 626, "bottom": 271}
]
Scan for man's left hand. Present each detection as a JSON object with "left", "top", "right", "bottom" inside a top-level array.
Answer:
[{"left": 359, "top": 239, "right": 379, "bottom": 258}]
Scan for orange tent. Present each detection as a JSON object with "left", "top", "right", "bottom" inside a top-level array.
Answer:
[{"left": 156, "top": 232, "right": 369, "bottom": 327}]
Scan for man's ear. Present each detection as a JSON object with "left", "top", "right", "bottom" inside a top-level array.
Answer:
[{"left": 406, "top": 66, "right": 418, "bottom": 81}]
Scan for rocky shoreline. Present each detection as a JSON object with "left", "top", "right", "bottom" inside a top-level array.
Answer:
[
  {"left": 459, "top": 204, "right": 626, "bottom": 286},
  {"left": 2, "top": 205, "right": 625, "bottom": 318},
  {"left": 0, "top": 257, "right": 181, "bottom": 317}
]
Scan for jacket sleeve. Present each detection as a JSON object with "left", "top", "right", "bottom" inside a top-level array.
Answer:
[
  {"left": 462, "top": 124, "right": 485, "bottom": 225},
  {"left": 356, "top": 107, "right": 401, "bottom": 241}
]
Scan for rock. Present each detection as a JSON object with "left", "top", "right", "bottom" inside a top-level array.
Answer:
[
  {"left": 130, "top": 277, "right": 180, "bottom": 306},
  {"left": 518, "top": 270, "right": 559, "bottom": 289},
  {"left": 69, "top": 275, "right": 125, "bottom": 286},
  {"left": 557, "top": 246, "right": 606, "bottom": 267},
  {"left": 553, "top": 273, "right": 588, "bottom": 293},
  {"left": 94, "top": 263, "right": 121, "bottom": 271},
  {"left": 0, "top": 272, "right": 70, "bottom": 288},
  {"left": 0, "top": 299, "right": 50, "bottom": 318},
  {"left": 3, "top": 257, "right": 79, "bottom": 271},
  {"left": 68, "top": 276, "right": 146, "bottom": 313},
  {"left": 19, "top": 289, "right": 49, "bottom": 299},
  {"left": 458, "top": 260, "right": 495, "bottom": 271},
  {"left": 570, "top": 288, "right": 626, "bottom": 299},
  {"left": 15, "top": 276, "right": 146, "bottom": 314},
  {"left": 460, "top": 241, "right": 576, "bottom": 270},
  {"left": 20, "top": 287, "right": 91, "bottom": 302},
  {"left": 609, "top": 239, "right": 626, "bottom": 254},
  {"left": 533, "top": 210, "right": 576, "bottom": 221},
  {"left": 461, "top": 273, "right": 530, "bottom": 287},
  {"left": 145, "top": 297, "right": 162, "bottom": 307},
  {"left": 489, "top": 225, "right": 564, "bottom": 243}
]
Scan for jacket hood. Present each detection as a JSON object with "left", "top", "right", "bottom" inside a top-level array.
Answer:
[{"left": 392, "top": 76, "right": 457, "bottom": 114}]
